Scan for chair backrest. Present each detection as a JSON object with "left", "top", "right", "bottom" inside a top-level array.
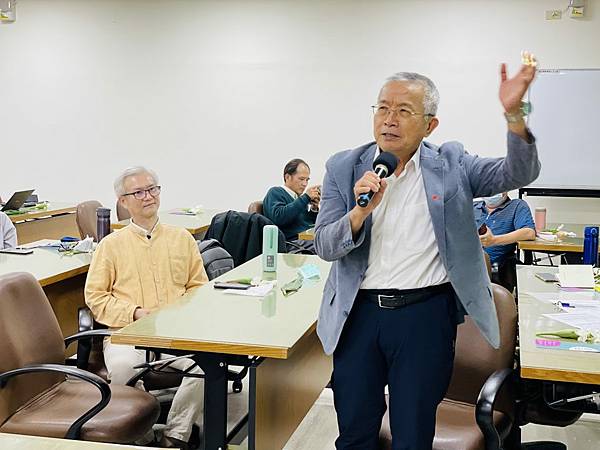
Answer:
[
  {"left": 76, "top": 200, "right": 103, "bottom": 241},
  {"left": 197, "top": 239, "right": 235, "bottom": 280},
  {"left": 484, "top": 251, "right": 492, "bottom": 277},
  {"left": 0, "top": 272, "right": 65, "bottom": 425},
  {"left": 445, "top": 284, "right": 517, "bottom": 415},
  {"left": 247, "top": 200, "right": 263, "bottom": 215},
  {"left": 205, "top": 210, "right": 286, "bottom": 267},
  {"left": 116, "top": 201, "right": 131, "bottom": 222}
]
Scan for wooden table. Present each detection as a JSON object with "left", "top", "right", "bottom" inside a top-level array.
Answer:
[
  {"left": 298, "top": 227, "right": 315, "bottom": 241},
  {"left": 111, "top": 209, "right": 221, "bottom": 237},
  {"left": 517, "top": 265, "right": 600, "bottom": 384},
  {"left": 112, "top": 254, "right": 332, "bottom": 450},
  {"left": 0, "top": 433, "right": 155, "bottom": 450},
  {"left": 0, "top": 241, "right": 92, "bottom": 351},
  {"left": 518, "top": 222, "right": 599, "bottom": 264},
  {"left": 8, "top": 202, "right": 79, "bottom": 244}
]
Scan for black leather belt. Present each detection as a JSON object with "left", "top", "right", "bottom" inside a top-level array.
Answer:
[{"left": 357, "top": 283, "right": 452, "bottom": 309}]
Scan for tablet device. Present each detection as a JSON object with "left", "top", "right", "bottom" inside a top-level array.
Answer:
[
  {"left": 535, "top": 272, "right": 559, "bottom": 283},
  {"left": 214, "top": 282, "right": 251, "bottom": 290},
  {"left": 0, "top": 248, "right": 34, "bottom": 255}
]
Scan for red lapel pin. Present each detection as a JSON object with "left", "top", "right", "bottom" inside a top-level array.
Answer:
[{"left": 431, "top": 194, "right": 440, "bottom": 201}]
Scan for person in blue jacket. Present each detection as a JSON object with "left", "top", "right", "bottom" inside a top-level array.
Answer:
[{"left": 314, "top": 56, "right": 539, "bottom": 449}]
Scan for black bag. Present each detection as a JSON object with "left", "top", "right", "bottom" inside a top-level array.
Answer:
[
  {"left": 204, "top": 210, "right": 286, "bottom": 267},
  {"left": 197, "top": 238, "right": 234, "bottom": 280}
]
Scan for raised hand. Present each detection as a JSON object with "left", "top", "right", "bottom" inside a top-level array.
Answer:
[{"left": 499, "top": 51, "right": 537, "bottom": 113}]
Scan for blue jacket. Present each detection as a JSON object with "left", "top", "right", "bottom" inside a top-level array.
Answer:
[{"left": 314, "top": 132, "right": 540, "bottom": 354}]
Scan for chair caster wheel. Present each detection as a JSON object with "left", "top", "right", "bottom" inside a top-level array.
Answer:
[{"left": 232, "top": 380, "right": 243, "bottom": 393}]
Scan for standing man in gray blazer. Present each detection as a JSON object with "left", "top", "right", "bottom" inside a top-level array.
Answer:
[{"left": 314, "top": 56, "right": 539, "bottom": 450}]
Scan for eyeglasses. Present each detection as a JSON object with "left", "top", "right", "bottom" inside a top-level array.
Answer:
[
  {"left": 371, "top": 104, "right": 432, "bottom": 120},
  {"left": 123, "top": 185, "right": 161, "bottom": 200}
]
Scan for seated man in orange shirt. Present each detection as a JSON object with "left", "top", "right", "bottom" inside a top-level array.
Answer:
[{"left": 85, "top": 166, "right": 208, "bottom": 448}]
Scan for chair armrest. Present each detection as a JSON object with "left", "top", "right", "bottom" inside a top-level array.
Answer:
[
  {"left": 0, "top": 363, "right": 111, "bottom": 440},
  {"left": 285, "top": 240, "right": 313, "bottom": 254},
  {"left": 476, "top": 367, "right": 513, "bottom": 450},
  {"left": 64, "top": 329, "right": 113, "bottom": 349}
]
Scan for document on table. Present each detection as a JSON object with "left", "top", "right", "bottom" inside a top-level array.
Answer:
[
  {"left": 558, "top": 265, "right": 595, "bottom": 289},
  {"left": 524, "top": 290, "right": 600, "bottom": 304},
  {"left": 542, "top": 311, "right": 600, "bottom": 329},
  {"left": 223, "top": 283, "right": 275, "bottom": 297}
]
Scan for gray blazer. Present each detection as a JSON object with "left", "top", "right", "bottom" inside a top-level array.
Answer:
[{"left": 314, "top": 132, "right": 540, "bottom": 355}]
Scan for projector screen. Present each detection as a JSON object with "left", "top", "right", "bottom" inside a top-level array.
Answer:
[{"left": 527, "top": 69, "right": 600, "bottom": 189}]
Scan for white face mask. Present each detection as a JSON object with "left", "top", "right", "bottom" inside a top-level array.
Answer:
[{"left": 484, "top": 193, "right": 505, "bottom": 208}]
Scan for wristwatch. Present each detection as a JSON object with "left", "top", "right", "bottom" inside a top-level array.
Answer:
[{"left": 504, "top": 101, "right": 532, "bottom": 123}]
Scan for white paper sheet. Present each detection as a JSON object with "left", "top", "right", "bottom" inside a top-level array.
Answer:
[
  {"left": 542, "top": 312, "right": 600, "bottom": 329},
  {"left": 524, "top": 291, "right": 600, "bottom": 304},
  {"left": 223, "top": 283, "right": 275, "bottom": 297},
  {"left": 558, "top": 265, "right": 595, "bottom": 289}
]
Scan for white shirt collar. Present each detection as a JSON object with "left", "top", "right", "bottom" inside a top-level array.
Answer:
[
  {"left": 130, "top": 217, "right": 160, "bottom": 237},
  {"left": 281, "top": 185, "right": 299, "bottom": 200},
  {"left": 375, "top": 144, "right": 421, "bottom": 177}
]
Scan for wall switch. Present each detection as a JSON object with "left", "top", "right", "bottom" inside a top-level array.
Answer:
[
  {"left": 545, "top": 9, "right": 562, "bottom": 20},
  {"left": 570, "top": 6, "right": 584, "bottom": 17}
]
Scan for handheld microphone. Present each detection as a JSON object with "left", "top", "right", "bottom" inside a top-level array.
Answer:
[{"left": 357, "top": 152, "right": 398, "bottom": 207}]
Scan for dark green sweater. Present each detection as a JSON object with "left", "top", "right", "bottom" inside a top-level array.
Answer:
[{"left": 262, "top": 187, "right": 317, "bottom": 240}]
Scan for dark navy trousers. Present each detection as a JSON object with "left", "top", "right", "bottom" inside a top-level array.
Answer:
[{"left": 332, "top": 290, "right": 457, "bottom": 450}]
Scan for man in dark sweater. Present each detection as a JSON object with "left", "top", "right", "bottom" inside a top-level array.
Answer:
[{"left": 263, "top": 158, "right": 320, "bottom": 252}]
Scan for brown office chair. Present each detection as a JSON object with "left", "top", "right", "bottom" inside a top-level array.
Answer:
[
  {"left": 484, "top": 252, "right": 492, "bottom": 277},
  {"left": 0, "top": 272, "right": 159, "bottom": 443},
  {"left": 76, "top": 307, "right": 185, "bottom": 391},
  {"left": 116, "top": 201, "right": 131, "bottom": 221},
  {"left": 247, "top": 200, "right": 263, "bottom": 215},
  {"left": 379, "top": 284, "right": 518, "bottom": 450},
  {"left": 76, "top": 200, "right": 103, "bottom": 241}
]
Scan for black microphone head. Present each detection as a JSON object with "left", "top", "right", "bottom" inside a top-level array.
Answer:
[{"left": 373, "top": 152, "right": 398, "bottom": 176}]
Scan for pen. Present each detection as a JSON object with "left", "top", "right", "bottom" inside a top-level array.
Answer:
[{"left": 558, "top": 302, "right": 575, "bottom": 308}]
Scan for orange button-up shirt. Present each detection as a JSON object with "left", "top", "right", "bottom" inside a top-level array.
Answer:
[{"left": 85, "top": 222, "right": 208, "bottom": 327}]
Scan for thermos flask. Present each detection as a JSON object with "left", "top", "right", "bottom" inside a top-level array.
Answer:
[
  {"left": 96, "top": 207, "right": 111, "bottom": 242},
  {"left": 262, "top": 225, "right": 278, "bottom": 272}
]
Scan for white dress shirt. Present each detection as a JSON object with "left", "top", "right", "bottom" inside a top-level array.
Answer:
[
  {"left": 0, "top": 212, "right": 17, "bottom": 250},
  {"left": 282, "top": 185, "right": 299, "bottom": 200},
  {"left": 360, "top": 145, "right": 449, "bottom": 290},
  {"left": 282, "top": 185, "right": 317, "bottom": 212}
]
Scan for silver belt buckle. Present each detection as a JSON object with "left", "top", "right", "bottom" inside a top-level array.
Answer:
[{"left": 377, "top": 294, "right": 396, "bottom": 309}]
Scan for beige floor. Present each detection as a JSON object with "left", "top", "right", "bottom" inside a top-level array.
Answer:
[{"left": 283, "top": 389, "right": 600, "bottom": 450}]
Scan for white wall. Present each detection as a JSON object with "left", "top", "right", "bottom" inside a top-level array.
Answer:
[{"left": 1, "top": 0, "right": 599, "bottom": 224}]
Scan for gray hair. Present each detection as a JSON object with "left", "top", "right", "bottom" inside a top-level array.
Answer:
[
  {"left": 113, "top": 166, "right": 159, "bottom": 196},
  {"left": 382, "top": 72, "right": 440, "bottom": 116}
]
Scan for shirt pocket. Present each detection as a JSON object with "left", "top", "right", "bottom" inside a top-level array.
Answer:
[
  {"left": 401, "top": 200, "right": 434, "bottom": 252},
  {"left": 170, "top": 253, "right": 190, "bottom": 286}
]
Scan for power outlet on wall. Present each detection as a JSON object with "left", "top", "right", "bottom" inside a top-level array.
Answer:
[
  {"left": 545, "top": 9, "right": 562, "bottom": 20},
  {"left": 0, "top": 0, "right": 16, "bottom": 23}
]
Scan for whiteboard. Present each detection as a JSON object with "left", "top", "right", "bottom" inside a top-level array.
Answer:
[{"left": 527, "top": 69, "right": 600, "bottom": 189}]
